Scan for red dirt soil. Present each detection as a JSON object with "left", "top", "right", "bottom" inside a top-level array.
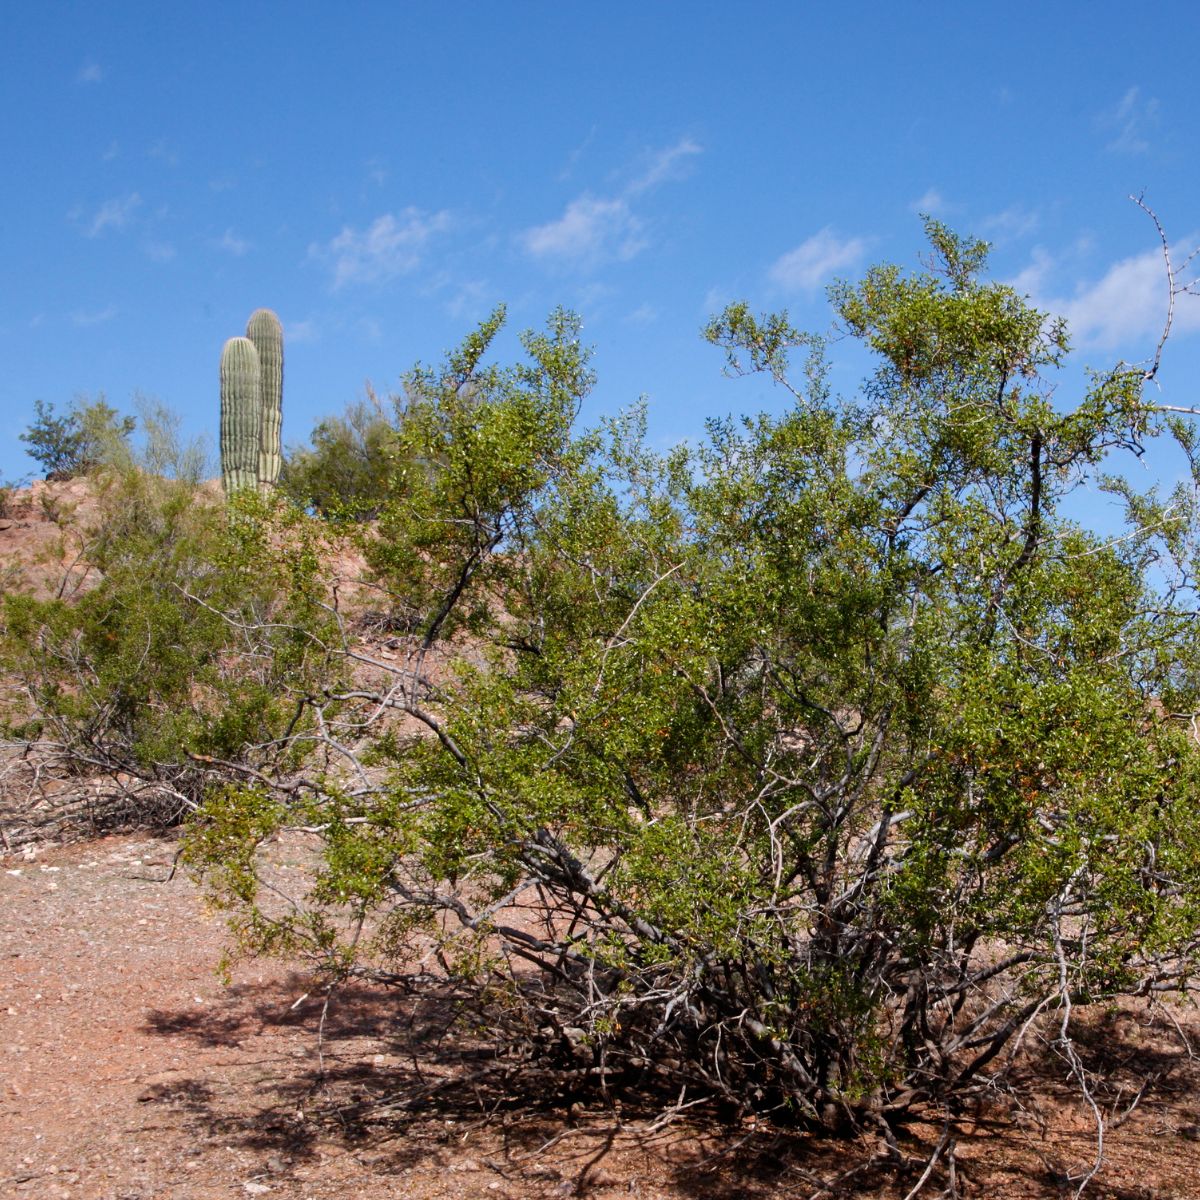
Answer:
[{"left": 4, "top": 831, "right": 1200, "bottom": 1200}]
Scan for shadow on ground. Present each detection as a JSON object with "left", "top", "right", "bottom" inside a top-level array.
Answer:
[
  {"left": 138, "top": 973, "right": 937, "bottom": 1197},
  {"left": 139, "top": 978, "right": 1200, "bottom": 1198}
]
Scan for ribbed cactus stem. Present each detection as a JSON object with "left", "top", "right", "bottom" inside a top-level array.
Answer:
[
  {"left": 220, "top": 337, "right": 262, "bottom": 495},
  {"left": 246, "top": 308, "right": 284, "bottom": 492}
]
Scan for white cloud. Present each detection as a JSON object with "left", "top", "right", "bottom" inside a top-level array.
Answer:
[
  {"left": 702, "top": 285, "right": 731, "bottom": 316},
  {"left": 364, "top": 157, "right": 388, "bottom": 187},
  {"left": 144, "top": 240, "right": 176, "bottom": 262},
  {"left": 101, "top": 141, "right": 119, "bottom": 162},
  {"left": 1057, "top": 249, "right": 1200, "bottom": 349},
  {"left": 1016, "top": 245, "right": 1200, "bottom": 351},
  {"left": 286, "top": 318, "right": 318, "bottom": 344},
  {"left": 311, "top": 208, "right": 452, "bottom": 289},
  {"left": 557, "top": 125, "right": 598, "bottom": 182},
  {"left": 627, "top": 137, "right": 703, "bottom": 194},
  {"left": 769, "top": 227, "right": 867, "bottom": 292},
  {"left": 521, "top": 195, "right": 645, "bottom": 266},
  {"left": 77, "top": 61, "right": 103, "bottom": 84},
  {"left": 572, "top": 281, "right": 614, "bottom": 312},
  {"left": 83, "top": 192, "right": 141, "bottom": 237},
  {"left": 72, "top": 305, "right": 117, "bottom": 327},
  {"left": 445, "top": 279, "right": 490, "bottom": 320},
  {"left": 521, "top": 136, "right": 701, "bottom": 269},
  {"left": 980, "top": 204, "right": 1039, "bottom": 241},
  {"left": 214, "top": 229, "right": 251, "bottom": 256},
  {"left": 1009, "top": 246, "right": 1056, "bottom": 298},
  {"left": 911, "top": 188, "right": 949, "bottom": 215},
  {"left": 625, "top": 302, "right": 658, "bottom": 325},
  {"left": 148, "top": 139, "right": 179, "bottom": 167},
  {"left": 1101, "top": 86, "right": 1159, "bottom": 154}
]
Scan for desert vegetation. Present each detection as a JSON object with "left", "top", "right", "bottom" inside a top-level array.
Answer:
[{"left": 6, "top": 221, "right": 1200, "bottom": 1196}]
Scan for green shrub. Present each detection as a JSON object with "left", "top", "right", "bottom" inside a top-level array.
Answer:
[
  {"left": 1, "top": 467, "right": 345, "bottom": 817},
  {"left": 183, "top": 233, "right": 1200, "bottom": 1155}
]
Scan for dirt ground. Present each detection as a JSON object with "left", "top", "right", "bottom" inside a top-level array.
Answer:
[{"left": 3, "top": 831, "right": 1200, "bottom": 1200}]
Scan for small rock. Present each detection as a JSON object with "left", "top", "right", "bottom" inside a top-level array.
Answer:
[{"left": 243, "top": 1183, "right": 271, "bottom": 1196}]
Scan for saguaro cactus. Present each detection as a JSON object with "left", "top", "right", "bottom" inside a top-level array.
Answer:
[
  {"left": 246, "top": 308, "right": 284, "bottom": 491},
  {"left": 220, "top": 336, "right": 262, "bottom": 495}
]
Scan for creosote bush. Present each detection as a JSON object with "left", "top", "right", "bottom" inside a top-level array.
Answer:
[
  {"left": 186, "top": 226, "right": 1200, "bottom": 1154},
  {"left": 13, "top": 225, "right": 1200, "bottom": 1174}
]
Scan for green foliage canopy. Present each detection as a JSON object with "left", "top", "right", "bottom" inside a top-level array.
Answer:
[{"left": 129, "top": 227, "right": 1200, "bottom": 1130}]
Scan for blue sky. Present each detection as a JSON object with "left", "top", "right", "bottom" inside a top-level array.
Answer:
[{"left": 4, "top": 2, "right": 1200, "bottom": 507}]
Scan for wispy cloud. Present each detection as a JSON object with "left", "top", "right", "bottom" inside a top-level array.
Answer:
[
  {"left": 1058, "top": 249, "right": 1200, "bottom": 349},
  {"left": 522, "top": 195, "right": 646, "bottom": 266},
  {"left": 80, "top": 192, "right": 141, "bottom": 237},
  {"left": 625, "top": 302, "right": 658, "bottom": 325},
  {"left": 1100, "top": 86, "right": 1159, "bottom": 154},
  {"left": 101, "top": 141, "right": 119, "bottom": 162},
  {"left": 1009, "top": 246, "right": 1056, "bottom": 298},
  {"left": 148, "top": 139, "right": 179, "bottom": 167},
  {"left": 286, "top": 318, "right": 318, "bottom": 344},
  {"left": 980, "top": 204, "right": 1039, "bottom": 242},
  {"left": 521, "top": 136, "right": 702, "bottom": 269},
  {"left": 557, "top": 125, "right": 598, "bottom": 182},
  {"left": 702, "top": 285, "right": 732, "bottom": 316},
  {"left": 310, "top": 208, "right": 452, "bottom": 289},
  {"left": 144, "top": 240, "right": 176, "bottom": 263},
  {"left": 213, "top": 229, "right": 251, "bottom": 256},
  {"left": 627, "top": 137, "right": 703, "bottom": 194},
  {"left": 77, "top": 61, "right": 103, "bottom": 84},
  {"left": 364, "top": 156, "right": 388, "bottom": 187},
  {"left": 445, "top": 279, "right": 491, "bottom": 320},
  {"left": 769, "top": 227, "right": 867, "bottom": 292},
  {"left": 910, "top": 188, "right": 950, "bottom": 215},
  {"left": 72, "top": 305, "right": 117, "bottom": 327}
]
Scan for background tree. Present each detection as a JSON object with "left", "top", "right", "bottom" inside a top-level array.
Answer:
[
  {"left": 20, "top": 395, "right": 136, "bottom": 481},
  {"left": 280, "top": 391, "right": 400, "bottom": 520}
]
